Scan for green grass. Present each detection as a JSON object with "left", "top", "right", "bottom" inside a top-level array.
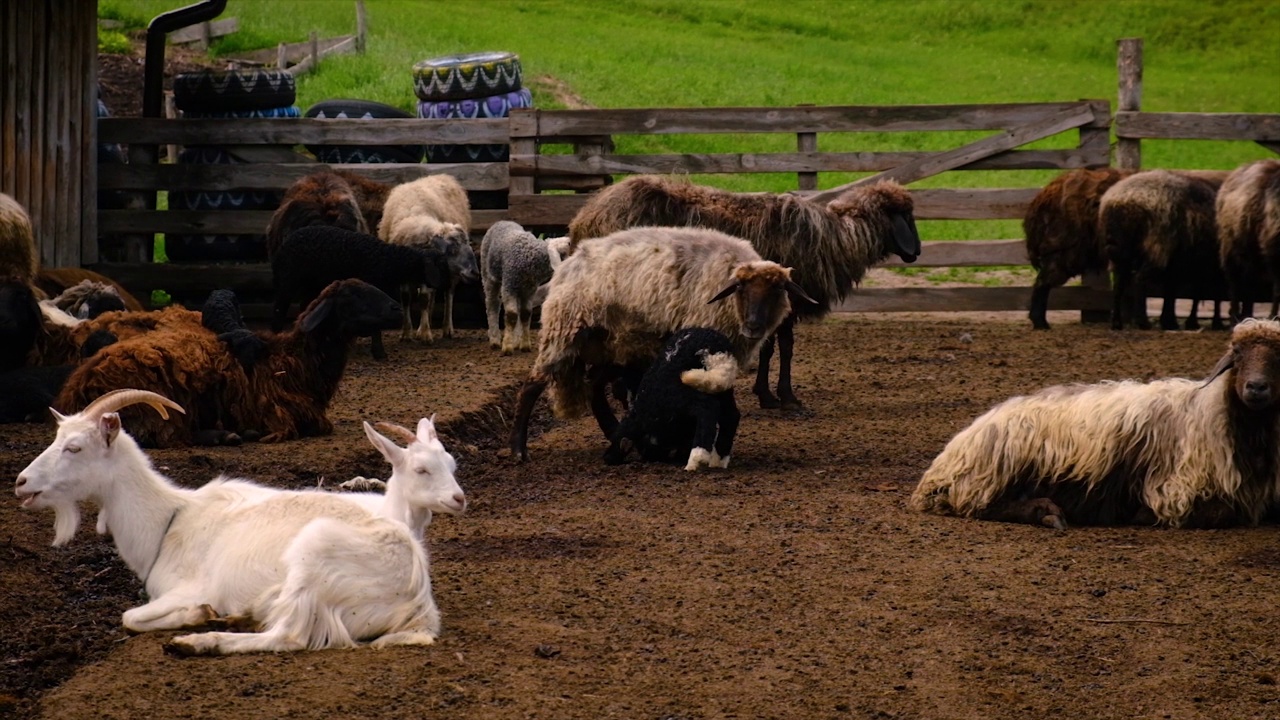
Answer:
[{"left": 100, "top": 0, "right": 1280, "bottom": 248}]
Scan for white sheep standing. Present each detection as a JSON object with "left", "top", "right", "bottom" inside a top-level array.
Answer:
[
  {"left": 15, "top": 389, "right": 447, "bottom": 655},
  {"left": 480, "top": 221, "right": 563, "bottom": 354},
  {"left": 910, "top": 319, "right": 1280, "bottom": 529},
  {"left": 378, "top": 174, "right": 479, "bottom": 342},
  {"left": 510, "top": 226, "right": 813, "bottom": 460}
]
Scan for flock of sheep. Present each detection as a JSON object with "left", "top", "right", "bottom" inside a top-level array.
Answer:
[{"left": 3, "top": 156, "right": 1278, "bottom": 655}]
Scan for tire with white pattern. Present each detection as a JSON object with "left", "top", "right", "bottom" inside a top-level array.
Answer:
[
  {"left": 304, "top": 99, "right": 423, "bottom": 164},
  {"left": 173, "top": 70, "right": 297, "bottom": 114},
  {"left": 419, "top": 88, "right": 533, "bottom": 163},
  {"left": 412, "top": 51, "right": 522, "bottom": 102}
]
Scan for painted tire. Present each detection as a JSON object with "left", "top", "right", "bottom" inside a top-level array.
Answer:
[
  {"left": 304, "top": 99, "right": 423, "bottom": 164},
  {"left": 181, "top": 105, "right": 302, "bottom": 119},
  {"left": 173, "top": 70, "right": 297, "bottom": 113},
  {"left": 419, "top": 88, "right": 533, "bottom": 164},
  {"left": 412, "top": 51, "right": 522, "bottom": 102},
  {"left": 167, "top": 147, "right": 276, "bottom": 263}
]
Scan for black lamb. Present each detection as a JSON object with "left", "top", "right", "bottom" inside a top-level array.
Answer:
[
  {"left": 603, "top": 327, "right": 742, "bottom": 471},
  {"left": 202, "top": 288, "right": 268, "bottom": 371},
  {"left": 271, "top": 226, "right": 445, "bottom": 360},
  {"left": 0, "top": 329, "right": 116, "bottom": 423}
]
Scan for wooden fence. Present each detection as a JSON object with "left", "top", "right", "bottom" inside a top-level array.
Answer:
[{"left": 93, "top": 38, "right": 1280, "bottom": 316}]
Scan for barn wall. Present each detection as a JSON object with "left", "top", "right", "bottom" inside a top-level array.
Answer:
[{"left": 0, "top": 1, "right": 98, "bottom": 268}]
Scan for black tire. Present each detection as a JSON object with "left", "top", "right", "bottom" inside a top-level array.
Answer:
[
  {"left": 180, "top": 105, "right": 301, "bottom": 119},
  {"left": 304, "top": 99, "right": 423, "bottom": 164},
  {"left": 167, "top": 147, "right": 276, "bottom": 263},
  {"left": 412, "top": 51, "right": 522, "bottom": 102},
  {"left": 419, "top": 88, "right": 533, "bottom": 164},
  {"left": 173, "top": 70, "right": 297, "bottom": 113}
]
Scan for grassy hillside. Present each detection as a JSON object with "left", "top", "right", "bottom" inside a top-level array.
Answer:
[{"left": 100, "top": 0, "right": 1279, "bottom": 242}]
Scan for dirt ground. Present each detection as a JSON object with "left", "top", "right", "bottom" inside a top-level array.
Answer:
[{"left": 2, "top": 315, "right": 1278, "bottom": 720}]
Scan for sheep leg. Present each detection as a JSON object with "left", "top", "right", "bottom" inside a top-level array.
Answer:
[
  {"left": 416, "top": 287, "right": 435, "bottom": 343},
  {"left": 980, "top": 497, "right": 1068, "bottom": 531},
  {"left": 370, "top": 330, "right": 387, "bottom": 361},
  {"left": 1210, "top": 300, "right": 1226, "bottom": 331},
  {"left": 1182, "top": 297, "right": 1200, "bottom": 331},
  {"left": 1028, "top": 276, "right": 1054, "bottom": 330},
  {"left": 518, "top": 303, "right": 534, "bottom": 352},
  {"left": 753, "top": 335, "right": 780, "bottom": 408},
  {"left": 1110, "top": 264, "right": 1130, "bottom": 330},
  {"left": 589, "top": 365, "right": 622, "bottom": 439},
  {"left": 603, "top": 416, "right": 639, "bottom": 465},
  {"left": 510, "top": 376, "right": 549, "bottom": 461},
  {"left": 442, "top": 284, "right": 456, "bottom": 339},
  {"left": 1130, "top": 265, "right": 1154, "bottom": 330},
  {"left": 485, "top": 284, "right": 503, "bottom": 348},
  {"left": 775, "top": 316, "right": 802, "bottom": 410},
  {"left": 685, "top": 399, "right": 724, "bottom": 471},
  {"left": 122, "top": 592, "right": 220, "bottom": 633}
]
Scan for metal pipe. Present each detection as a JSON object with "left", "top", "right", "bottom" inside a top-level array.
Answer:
[{"left": 143, "top": 0, "right": 227, "bottom": 118}]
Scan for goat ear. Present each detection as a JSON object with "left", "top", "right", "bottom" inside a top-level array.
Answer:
[
  {"left": 1201, "top": 350, "right": 1235, "bottom": 388},
  {"left": 362, "top": 420, "right": 402, "bottom": 462},
  {"left": 708, "top": 282, "right": 740, "bottom": 304},
  {"left": 417, "top": 416, "right": 438, "bottom": 443},
  {"left": 784, "top": 279, "right": 818, "bottom": 305},
  {"left": 298, "top": 299, "right": 332, "bottom": 333},
  {"left": 100, "top": 413, "right": 122, "bottom": 447}
]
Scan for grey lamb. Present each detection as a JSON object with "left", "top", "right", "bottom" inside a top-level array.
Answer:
[{"left": 480, "top": 220, "right": 561, "bottom": 354}]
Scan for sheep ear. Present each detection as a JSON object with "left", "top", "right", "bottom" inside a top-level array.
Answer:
[
  {"left": 298, "top": 299, "right": 332, "bottom": 332},
  {"left": 362, "top": 421, "right": 402, "bottom": 462},
  {"left": 1201, "top": 351, "right": 1235, "bottom": 388},
  {"left": 100, "top": 413, "right": 122, "bottom": 447},
  {"left": 891, "top": 213, "right": 922, "bottom": 263},
  {"left": 784, "top": 279, "right": 818, "bottom": 305},
  {"left": 708, "top": 282, "right": 740, "bottom": 304},
  {"left": 417, "top": 416, "right": 438, "bottom": 443}
]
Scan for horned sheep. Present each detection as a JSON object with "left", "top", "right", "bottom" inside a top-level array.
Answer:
[
  {"left": 378, "top": 174, "right": 479, "bottom": 342},
  {"left": 56, "top": 279, "right": 403, "bottom": 447},
  {"left": 603, "top": 327, "right": 742, "bottom": 471},
  {"left": 479, "top": 220, "right": 561, "bottom": 354},
  {"left": 510, "top": 226, "right": 811, "bottom": 460},
  {"left": 1101, "top": 169, "right": 1229, "bottom": 331},
  {"left": 566, "top": 175, "right": 920, "bottom": 409},
  {"left": 1217, "top": 158, "right": 1280, "bottom": 323},
  {"left": 910, "top": 318, "right": 1280, "bottom": 530},
  {"left": 15, "top": 390, "right": 447, "bottom": 655}
]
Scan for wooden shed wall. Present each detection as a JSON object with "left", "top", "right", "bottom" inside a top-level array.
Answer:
[{"left": 1, "top": 1, "right": 98, "bottom": 268}]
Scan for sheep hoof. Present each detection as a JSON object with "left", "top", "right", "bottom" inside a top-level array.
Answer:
[
  {"left": 780, "top": 397, "right": 805, "bottom": 412},
  {"left": 685, "top": 447, "right": 713, "bottom": 471},
  {"left": 755, "top": 392, "right": 782, "bottom": 410},
  {"left": 1041, "top": 514, "right": 1068, "bottom": 531}
]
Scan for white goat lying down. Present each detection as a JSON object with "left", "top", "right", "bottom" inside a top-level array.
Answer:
[{"left": 14, "top": 389, "right": 466, "bottom": 655}]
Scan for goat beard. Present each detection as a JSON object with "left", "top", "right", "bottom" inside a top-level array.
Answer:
[{"left": 51, "top": 501, "right": 81, "bottom": 547}]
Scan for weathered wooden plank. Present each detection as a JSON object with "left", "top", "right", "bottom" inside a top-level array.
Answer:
[
  {"left": 511, "top": 102, "right": 1107, "bottom": 137},
  {"left": 812, "top": 105, "right": 1096, "bottom": 199},
  {"left": 879, "top": 239, "right": 1028, "bottom": 267},
  {"left": 908, "top": 188, "right": 1039, "bottom": 220},
  {"left": 167, "top": 17, "right": 238, "bottom": 44},
  {"left": 834, "top": 286, "right": 1110, "bottom": 313},
  {"left": 512, "top": 147, "right": 1107, "bottom": 177},
  {"left": 89, "top": 261, "right": 272, "bottom": 296},
  {"left": 79, "top": 2, "right": 98, "bottom": 264},
  {"left": 100, "top": 208, "right": 511, "bottom": 235},
  {"left": 100, "top": 162, "right": 510, "bottom": 192},
  {"left": 1115, "top": 111, "right": 1280, "bottom": 141},
  {"left": 99, "top": 117, "right": 509, "bottom": 145}
]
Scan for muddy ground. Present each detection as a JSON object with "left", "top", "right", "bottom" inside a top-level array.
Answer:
[{"left": 1, "top": 315, "right": 1277, "bottom": 719}]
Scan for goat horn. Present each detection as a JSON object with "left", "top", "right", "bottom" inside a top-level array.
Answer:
[
  {"left": 81, "top": 389, "right": 186, "bottom": 421},
  {"left": 374, "top": 422, "right": 417, "bottom": 446}
]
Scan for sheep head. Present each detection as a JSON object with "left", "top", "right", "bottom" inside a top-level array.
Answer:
[
  {"left": 362, "top": 417, "right": 467, "bottom": 517},
  {"left": 435, "top": 233, "right": 480, "bottom": 285},
  {"left": 298, "top": 279, "right": 402, "bottom": 337},
  {"left": 828, "top": 180, "right": 922, "bottom": 264},
  {"left": 1205, "top": 318, "right": 1280, "bottom": 412},
  {"left": 708, "top": 261, "right": 809, "bottom": 340},
  {"left": 15, "top": 389, "right": 184, "bottom": 546}
]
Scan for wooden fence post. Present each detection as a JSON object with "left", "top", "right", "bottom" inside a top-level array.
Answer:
[
  {"left": 355, "top": 0, "right": 367, "bottom": 54},
  {"left": 796, "top": 104, "right": 816, "bottom": 191},
  {"left": 1116, "top": 37, "right": 1143, "bottom": 170}
]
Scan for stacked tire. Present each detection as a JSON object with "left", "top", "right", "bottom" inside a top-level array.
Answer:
[
  {"left": 304, "top": 99, "right": 424, "bottom": 164},
  {"left": 414, "top": 51, "right": 532, "bottom": 165},
  {"left": 169, "top": 70, "right": 300, "bottom": 263}
]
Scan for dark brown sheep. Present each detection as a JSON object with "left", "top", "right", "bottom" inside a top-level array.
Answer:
[
  {"left": 566, "top": 175, "right": 919, "bottom": 409},
  {"left": 53, "top": 279, "right": 402, "bottom": 447},
  {"left": 1217, "top": 159, "right": 1280, "bottom": 323},
  {"left": 333, "top": 169, "right": 392, "bottom": 232},
  {"left": 1023, "top": 167, "right": 1135, "bottom": 330},
  {"left": 1100, "top": 170, "right": 1229, "bottom": 331},
  {"left": 265, "top": 170, "right": 369, "bottom": 258},
  {"left": 0, "top": 193, "right": 38, "bottom": 286}
]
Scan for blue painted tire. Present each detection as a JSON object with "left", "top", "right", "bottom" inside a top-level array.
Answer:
[
  {"left": 173, "top": 70, "right": 297, "bottom": 113},
  {"left": 167, "top": 147, "right": 277, "bottom": 263},
  {"left": 304, "top": 99, "right": 423, "bottom": 164},
  {"left": 412, "top": 51, "right": 522, "bottom": 102},
  {"left": 419, "top": 88, "right": 533, "bottom": 164},
  {"left": 181, "top": 105, "right": 302, "bottom": 119}
]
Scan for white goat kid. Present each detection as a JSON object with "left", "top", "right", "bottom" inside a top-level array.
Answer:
[
  {"left": 14, "top": 389, "right": 442, "bottom": 655},
  {"left": 339, "top": 418, "right": 467, "bottom": 541}
]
